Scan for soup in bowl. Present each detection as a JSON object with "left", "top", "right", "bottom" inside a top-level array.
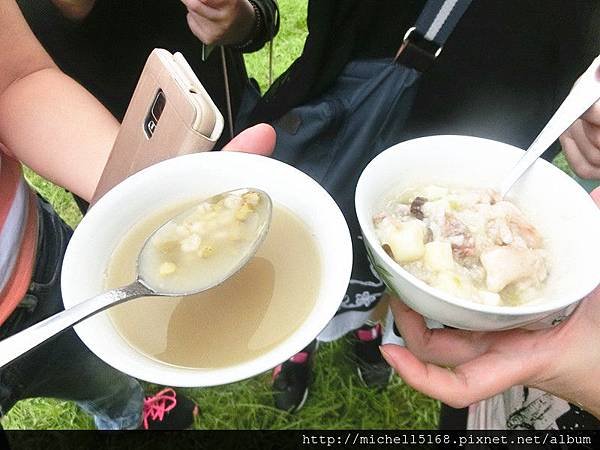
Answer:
[
  {"left": 61, "top": 151, "right": 352, "bottom": 387},
  {"left": 355, "top": 135, "right": 600, "bottom": 331}
]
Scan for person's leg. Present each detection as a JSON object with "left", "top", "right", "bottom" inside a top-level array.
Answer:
[
  {"left": 271, "top": 283, "right": 393, "bottom": 411},
  {"left": 272, "top": 340, "right": 317, "bottom": 412},
  {"left": 2, "top": 330, "right": 144, "bottom": 429},
  {"left": 0, "top": 197, "right": 144, "bottom": 429},
  {"left": 352, "top": 322, "right": 392, "bottom": 389}
]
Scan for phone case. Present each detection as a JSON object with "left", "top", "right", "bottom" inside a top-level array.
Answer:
[{"left": 91, "top": 49, "right": 224, "bottom": 204}]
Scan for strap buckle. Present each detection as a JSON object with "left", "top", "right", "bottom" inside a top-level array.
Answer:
[{"left": 395, "top": 27, "right": 443, "bottom": 72}]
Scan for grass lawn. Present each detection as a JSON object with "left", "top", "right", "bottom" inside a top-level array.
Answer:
[{"left": 3, "top": 0, "right": 591, "bottom": 431}]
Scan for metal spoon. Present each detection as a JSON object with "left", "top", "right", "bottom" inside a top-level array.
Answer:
[
  {"left": 0, "top": 188, "right": 272, "bottom": 368},
  {"left": 499, "top": 55, "right": 600, "bottom": 197}
]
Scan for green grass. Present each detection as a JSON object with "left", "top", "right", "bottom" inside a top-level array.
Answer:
[
  {"left": 2, "top": 399, "right": 94, "bottom": 430},
  {"left": 3, "top": 339, "right": 439, "bottom": 430},
  {"left": 22, "top": 167, "right": 82, "bottom": 228},
  {"left": 244, "top": 0, "right": 308, "bottom": 93}
]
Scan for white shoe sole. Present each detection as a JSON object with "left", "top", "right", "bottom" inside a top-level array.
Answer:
[{"left": 293, "top": 387, "right": 309, "bottom": 412}]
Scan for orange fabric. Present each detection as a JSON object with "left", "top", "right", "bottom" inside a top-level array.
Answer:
[
  {"left": 0, "top": 156, "right": 20, "bottom": 228},
  {"left": 0, "top": 158, "right": 38, "bottom": 326}
]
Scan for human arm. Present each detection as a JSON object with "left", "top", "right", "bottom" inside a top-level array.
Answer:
[
  {"left": 0, "top": 0, "right": 119, "bottom": 201},
  {"left": 0, "top": 0, "right": 276, "bottom": 202},
  {"left": 381, "top": 189, "right": 600, "bottom": 418},
  {"left": 181, "top": 0, "right": 279, "bottom": 51}
]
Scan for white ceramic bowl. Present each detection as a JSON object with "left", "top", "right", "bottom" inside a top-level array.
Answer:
[
  {"left": 62, "top": 152, "right": 352, "bottom": 386},
  {"left": 356, "top": 135, "right": 600, "bottom": 331}
]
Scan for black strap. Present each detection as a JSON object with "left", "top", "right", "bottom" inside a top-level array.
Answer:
[{"left": 395, "top": 0, "right": 472, "bottom": 72}]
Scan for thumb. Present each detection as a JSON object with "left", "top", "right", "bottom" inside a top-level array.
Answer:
[{"left": 222, "top": 124, "right": 276, "bottom": 156}]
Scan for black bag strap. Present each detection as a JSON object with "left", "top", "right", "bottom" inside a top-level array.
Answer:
[{"left": 395, "top": 0, "right": 472, "bottom": 72}]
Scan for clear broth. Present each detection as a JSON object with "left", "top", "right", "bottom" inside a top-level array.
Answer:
[{"left": 105, "top": 203, "right": 321, "bottom": 369}]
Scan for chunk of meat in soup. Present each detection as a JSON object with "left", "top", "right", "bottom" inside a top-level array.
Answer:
[{"left": 480, "top": 246, "right": 547, "bottom": 292}]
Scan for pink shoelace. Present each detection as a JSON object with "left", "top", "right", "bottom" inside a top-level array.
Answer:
[
  {"left": 356, "top": 323, "right": 382, "bottom": 342},
  {"left": 142, "top": 388, "right": 178, "bottom": 429},
  {"left": 272, "top": 351, "right": 310, "bottom": 380}
]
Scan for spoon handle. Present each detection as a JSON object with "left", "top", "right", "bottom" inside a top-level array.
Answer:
[
  {"left": 500, "top": 55, "right": 600, "bottom": 197},
  {"left": 0, "top": 281, "right": 153, "bottom": 368}
]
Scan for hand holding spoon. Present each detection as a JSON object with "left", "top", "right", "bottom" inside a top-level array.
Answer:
[
  {"left": 500, "top": 55, "right": 600, "bottom": 197},
  {"left": 0, "top": 188, "right": 272, "bottom": 368}
]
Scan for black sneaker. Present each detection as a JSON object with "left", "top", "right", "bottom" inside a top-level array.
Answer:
[
  {"left": 272, "top": 341, "right": 317, "bottom": 412},
  {"left": 353, "top": 323, "right": 393, "bottom": 389},
  {"left": 141, "top": 388, "right": 198, "bottom": 429}
]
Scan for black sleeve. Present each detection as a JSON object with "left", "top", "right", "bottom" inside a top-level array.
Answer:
[
  {"left": 236, "top": 0, "right": 280, "bottom": 53},
  {"left": 557, "top": 1, "right": 600, "bottom": 99}
]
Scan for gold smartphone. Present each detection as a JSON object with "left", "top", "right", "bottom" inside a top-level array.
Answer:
[{"left": 91, "top": 49, "right": 224, "bottom": 204}]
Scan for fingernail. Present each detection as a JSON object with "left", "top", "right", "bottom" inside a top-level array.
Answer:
[
  {"left": 379, "top": 346, "right": 395, "bottom": 369},
  {"left": 379, "top": 345, "right": 390, "bottom": 360}
]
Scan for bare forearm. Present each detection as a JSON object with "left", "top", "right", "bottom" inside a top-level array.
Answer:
[{"left": 0, "top": 68, "right": 118, "bottom": 201}]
